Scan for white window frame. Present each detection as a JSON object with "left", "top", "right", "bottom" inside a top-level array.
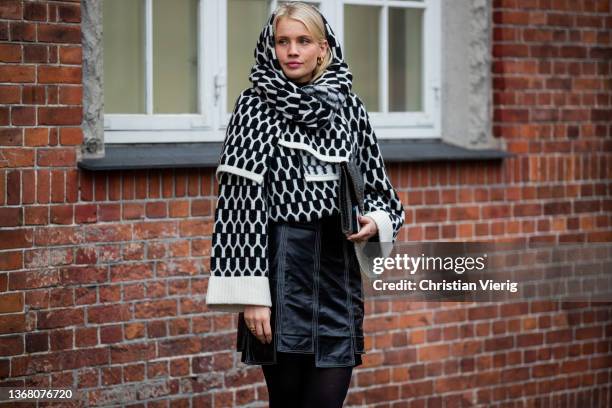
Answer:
[
  {"left": 104, "top": 0, "right": 441, "bottom": 143},
  {"left": 336, "top": 0, "right": 441, "bottom": 139},
  {"left": 104, "top": 0, "right": 225, "bottom": 143}
]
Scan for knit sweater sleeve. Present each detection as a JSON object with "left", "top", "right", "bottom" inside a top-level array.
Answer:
[
  {"left": 205, "top": 171, "right": 272, "bottom": 313},
  {"left": 353, "top": 98, "right": 405, "bottom": 276}
]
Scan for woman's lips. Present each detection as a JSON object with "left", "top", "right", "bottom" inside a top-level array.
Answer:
[{"left": 287, "top": 62, "right": 302, "bottom": 69}]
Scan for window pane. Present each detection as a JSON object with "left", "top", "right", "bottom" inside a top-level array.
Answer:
[
  {"left": 103, "top": 0, "right": 145, "bottom": 114},
  {"left": 153, "top": 0, "right": 198, "bottom": 114},
  {"left": 344, "top": 5, "right": 380, "bottom": 112},
  {"left": 227, "top": 0, "right": 269, "bottom": 113},
  {"left": 389, "top": 7, "right": 423, "bottom": 112}
]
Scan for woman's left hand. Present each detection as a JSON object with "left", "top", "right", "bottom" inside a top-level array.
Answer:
[{"left": 345, "top": 215, "right": 378, "bottom": 243}]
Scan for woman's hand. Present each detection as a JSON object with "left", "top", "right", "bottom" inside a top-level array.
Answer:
[
  {"left": 345, "top": 215, "right": 378, "bottom": 243},
  {"left": 244, "top": 305, "right": 273, "bottom": 344}
]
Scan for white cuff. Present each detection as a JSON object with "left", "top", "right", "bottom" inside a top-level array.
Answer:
[
  {"left": 354, "top": 210, "right": 395, "bottom": 280},
  {"left": 206, "top": 275, "right": 272, "bottom": 313},
  {"left": 363, "top": 209, "right": 394, "bottom": 252}
]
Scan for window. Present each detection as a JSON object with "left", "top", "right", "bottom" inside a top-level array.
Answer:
[{"left": 99, "top": 0, "right": 443, "bottom": 143}]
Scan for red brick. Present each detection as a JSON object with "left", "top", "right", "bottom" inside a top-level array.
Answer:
[
  {"left": 38, "top": 66, "right": 81, "bottom": 84},
  {"left": 0, "top": 229, "right": 33, "bottom": 250},
  {"left": 418, "top": 344, "right": 449, "bottom": 362},
  {"left": 0, "top": 21, "right": 8, "bottom": 41},
  {"left": 22, "top": 85, "right": 46, "bottom": 104},
  {"left": 0, "top": 65, "right": 35, "bottom": 83},
  {"left": 37, "top": 148, "right": 76, "bottom": 167},
  {"left": 24, "top": 128, "right": 48, "bottom": 146},
  {"left": 0, "top": 43, "right": 21, "bottom": 62},
  {"left": 110, "top": 263, "right": 153, "bottom": 283},
  {"left": 24, "top": 2, "right": 47, "bottom": 21},
  {"left": 59, "top": 46, "right": 81, "bottom": 64},
  {"left": 58, "top": 85, "right": 82, "bottom": 105},
  {"left": 24, "top": 206, "right": 48, "bottom": 225},
  {"left": 0, "top": 313, "right": 26, "bottom": 334},
  {"left": 168, "top": 200, "right": 189, "bottom": 218},
  {"left": 88, "top": 304, "right": 131, "bottom": 324},
  {"left": 0, "top": 251, "right": 22, "bottom": 271},
  {"left": 75, "top": 204, "right": 97, "bottom": 223},
  {"left": 0, "top": 0, "right": 22, "bottom": 19},
  {"left": 0, "top": 107, "right": 8, "bottom": 125},
  {"left": 15, "top": 169, "right": 32, "bottom": 203},
  {"left": 11, "top": 106, "right": 36, "bottom": 126},
  {"left": 0, "top": 85, "right": 19, "bottom": 104},
  {"left": 0, "top": 336, "right": 23, "bottom": 356},
  {"left": 0, "top": 207, "right": 22, "bottom": 227},
  {"left": 37, "top": 23, "right": 81, "bottom": 44},
  {"left": 38, "top": 107, "right": 82, "bottom": 125},
  {"left": 145, "top": 201, "right": 167, "bottom": 218},
  {"left": 25, "top": 332, "right": 48, "bottom": 353},
  {"left": 10, "top": 21, "right": 36, "bottom": 41},
  {"left": 57, "top": 4, "right": 80, "bottom": 23},
  {"left": 50, "top": 171, "right": 65, "bottom": 203},
  {"left": 23, "top": 44, "right": 48, "bottom": 63},
  {"left": 50, "top": 204, "right": 73, "bottom": 224},
  {"left": 0, "top": 292, "right": 23, "bottom": 313},
  {"left": 110, "top": 342, "right": 155, "bottom": 364},
  {"left": 37, "top": 308, "right": 84, "bottom": 329}
]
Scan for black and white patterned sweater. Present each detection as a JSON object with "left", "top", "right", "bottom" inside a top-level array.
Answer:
[{"left": 206, "top": 11, "right": 405, "bottom": 313}]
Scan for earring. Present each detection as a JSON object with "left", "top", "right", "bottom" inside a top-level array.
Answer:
[{"left": 317, "top": 56, "right": 322, "bottom": 65}]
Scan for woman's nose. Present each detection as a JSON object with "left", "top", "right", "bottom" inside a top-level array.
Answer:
[{"left": 288, "top": 42, "right": 298, "bottom": 55}]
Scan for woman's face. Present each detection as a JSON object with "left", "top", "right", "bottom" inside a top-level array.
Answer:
[{"left": 274, "top": 16, "right": 327, "bottom": 84}]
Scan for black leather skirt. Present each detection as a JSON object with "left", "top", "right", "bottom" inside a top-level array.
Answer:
[{"left": 236, "top": 212, "right": 365, "bottom": 368}]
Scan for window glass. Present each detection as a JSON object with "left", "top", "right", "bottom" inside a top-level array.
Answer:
[
  {"left": 389, "top": 6, "right": 423, "bottom": 112},
  {"left": 103, "top": 0, "right": 145, "bottom": 114},
  {"left": 227, "top": 0, "right": 269, "bottom": 113},
  {"left": 153, "top": 0, "right": 198, "bottom": 113},
  {"left": 343, "top": 5, "right": 380, "bottom": 112}
]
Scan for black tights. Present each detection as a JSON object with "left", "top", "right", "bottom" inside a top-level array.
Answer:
[{"left": 261, "top": 352, "right": 354, "bottom": 408}]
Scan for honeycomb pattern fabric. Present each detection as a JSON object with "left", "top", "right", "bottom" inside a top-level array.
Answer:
[{"left": 205, "top": 10, "right": 405, "bottom": 312}]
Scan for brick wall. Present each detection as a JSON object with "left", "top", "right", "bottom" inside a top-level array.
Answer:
[{"left": 0, "top": 0, "right": 610, "bottom": 407}]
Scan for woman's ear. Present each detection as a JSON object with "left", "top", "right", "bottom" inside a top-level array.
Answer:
[{"left": 319, "top": 39, "right": 328, "bottom": 58}]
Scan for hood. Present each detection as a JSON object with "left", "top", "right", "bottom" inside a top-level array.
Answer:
[
  {"left": 248, "top": 9, "right": 354, "bottom": 133},
  {"left": 251, "top": 9, "right": 352, "bottom": 94},
  {"left": 216, "top": 8, "right": 355, "bottom": 188}
]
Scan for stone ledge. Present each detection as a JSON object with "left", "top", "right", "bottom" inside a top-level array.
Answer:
[{"left": 77, "top": 139, "right": 512, "bottom": 171}]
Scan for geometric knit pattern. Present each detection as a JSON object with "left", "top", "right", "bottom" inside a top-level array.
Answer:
[
  {"left": 211, "top": 172, "right": 268, "bottom": 278},
  {"left": 211, "top": 92, "right": 405, "bottom": 278},
  {"left": 209, "top": 9, "right": 404, "bottom": 283},
  {"left": 248, "top": 11, "right": 354, "bottom": 163}
]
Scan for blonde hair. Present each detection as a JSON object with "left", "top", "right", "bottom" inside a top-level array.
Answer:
[{"left": 272, "top": 2, "right": 332, "bottom": 83}]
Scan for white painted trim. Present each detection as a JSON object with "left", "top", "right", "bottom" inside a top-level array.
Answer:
[{"left": 104, "top": 129, "right": 225, "bottom": 144}]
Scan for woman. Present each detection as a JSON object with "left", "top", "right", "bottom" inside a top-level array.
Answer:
[{"left": 206, "top": 2, "right": 404, "bottom": 407}]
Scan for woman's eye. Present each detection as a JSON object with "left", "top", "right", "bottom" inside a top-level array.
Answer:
[{"left": 276, "top": 39, "right": 310, "bottom": 45}]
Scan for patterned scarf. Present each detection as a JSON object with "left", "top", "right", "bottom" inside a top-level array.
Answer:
[
  {"left": 216, "top": 10, "right": 355, "bottom": 185},
  {"left": 248, "top": 11, "right": 354, "bottom": 164}
]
